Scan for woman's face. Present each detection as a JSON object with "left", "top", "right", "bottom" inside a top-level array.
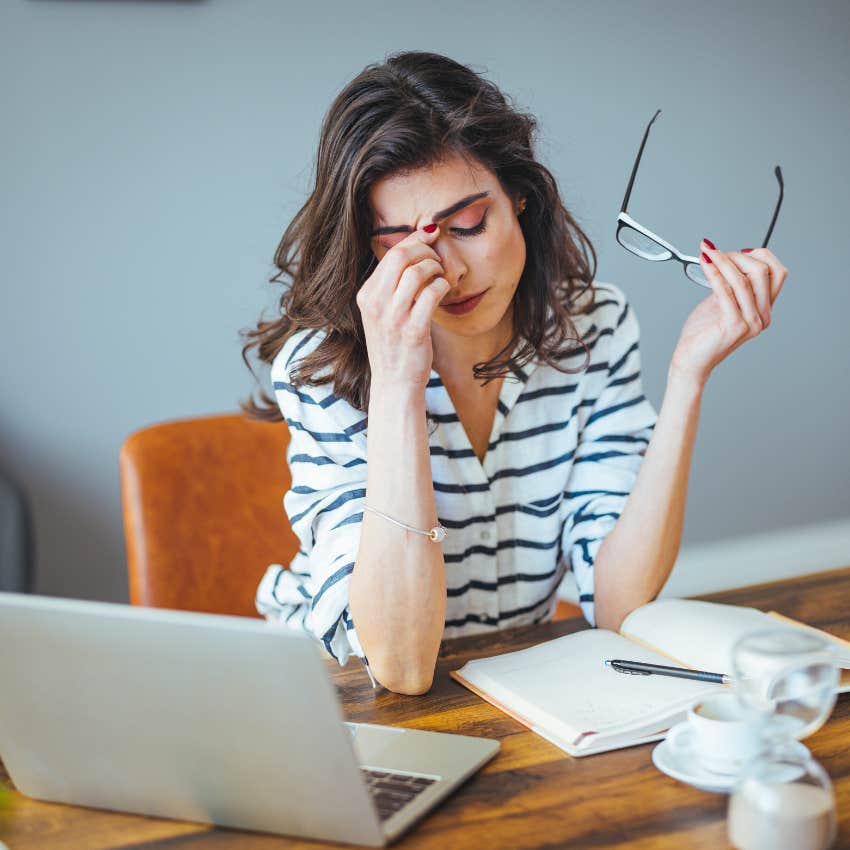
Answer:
[{"left": 368, "top": 152, "right": 527, "bottom": 343}]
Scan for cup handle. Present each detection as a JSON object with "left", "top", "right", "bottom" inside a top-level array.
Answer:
[{"left": 665, "top": 724, "right": 693, "bottom": 759}]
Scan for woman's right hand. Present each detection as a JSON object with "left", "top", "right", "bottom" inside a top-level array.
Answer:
[{"left": 356, "top": 225, "right": 449, "bottom": 390}]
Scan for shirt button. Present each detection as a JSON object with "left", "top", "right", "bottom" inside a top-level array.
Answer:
[{"left": 480, "top": 528, "right": 492, "bottom": 541}]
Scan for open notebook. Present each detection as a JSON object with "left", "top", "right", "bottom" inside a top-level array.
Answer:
[{"left": 451, "top": 599, "right": 850, "bottom": 758}]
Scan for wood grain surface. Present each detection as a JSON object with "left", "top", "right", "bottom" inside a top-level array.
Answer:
[{"left": 2, "top": 566, "right": 849, "bottom": 850}]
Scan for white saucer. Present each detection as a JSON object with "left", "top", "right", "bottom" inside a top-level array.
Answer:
[
  {"left": 651, "top": 723, "right": 812, "bottom": 794},
  {"left": 651, "top": 722, "right": 743, "bottom": 794}
]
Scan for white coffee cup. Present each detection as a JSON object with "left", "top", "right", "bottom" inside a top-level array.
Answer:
[{"left": 667, "top": 691, "right": 766, "bottom": 776}]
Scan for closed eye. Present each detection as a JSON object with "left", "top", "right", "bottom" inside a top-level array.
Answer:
[{"left": 451, "top": 210, "right": 489, "bottom": 238}]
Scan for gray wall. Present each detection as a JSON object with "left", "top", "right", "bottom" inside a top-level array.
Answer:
[{"left": 1, "top": 0, "right": 848, "bottom": 603}]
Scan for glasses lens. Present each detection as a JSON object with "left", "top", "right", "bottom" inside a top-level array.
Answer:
[
  {"left": 685, "top": 262, "right": 710, "bottom": 287},
  {"left": 617, "top": 226, "right": 672, "bottom": 261}
]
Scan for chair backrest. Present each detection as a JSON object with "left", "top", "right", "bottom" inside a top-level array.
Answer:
[{"left": 120, "top": 413, "right": 299, "bottom": 617}]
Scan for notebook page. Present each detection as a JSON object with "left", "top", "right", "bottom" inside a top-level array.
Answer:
[
  {"left": 455, "top": 628, "right": 722, "bottom": 745},
  {"left": 767, "top": 612, "right": 850, "bottom": 668},
  {"left": 620, "top": 599, "right": 829, "bottom": 674}
]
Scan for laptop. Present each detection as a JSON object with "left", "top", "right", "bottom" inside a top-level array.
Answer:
[{"left": 0, "top": 592, "right": 499, "bottom": 846}]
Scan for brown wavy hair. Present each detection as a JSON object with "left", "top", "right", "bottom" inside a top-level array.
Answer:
[{"left": 241, "top": 50, "right": 599, "bottom": 421}]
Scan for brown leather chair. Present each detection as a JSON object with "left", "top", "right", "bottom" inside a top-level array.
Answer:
[
  {"left": 120, "top": 411, "right": 581, "bottom": 621},
  {"left": 120, "top": 413, "right": 299, "bottom": 617}
]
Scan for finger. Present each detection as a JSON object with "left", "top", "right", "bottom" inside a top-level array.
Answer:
[
  {"left": 407, "top": 277, "right": 450, "bottom": 336},
  {"left": 370, "top": 226, "right": 442, "bottom": 301},
  {"left": 699, "top": 249, "right": 747, "bottom": 333},
  {"left": 727, "top": 251, "right": 772, "bottom": 330},
  {"left": 701, "top": 241, "right": 762, "bottom": 335},
  {"left": 738, "top": 247, "right": 788, "bottom": 303},
  {"left": 389, "top": 258, "right": 445, "bottom": 322}
]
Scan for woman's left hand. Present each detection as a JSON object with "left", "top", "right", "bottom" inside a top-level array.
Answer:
[{"left": 669, "top": 240, "right": 788, "bottom": 387}]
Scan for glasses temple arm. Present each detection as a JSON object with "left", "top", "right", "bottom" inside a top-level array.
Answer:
[
  {"left": 761, "top": 165, "right": 784, "bottom": 248},
  {"left": 620, "top": 108, "right": 662, "bottom": 214}
]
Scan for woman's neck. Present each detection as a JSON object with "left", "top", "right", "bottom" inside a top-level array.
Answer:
[{"left": 431, "top": 311, "right": 515, "bottom": 386}]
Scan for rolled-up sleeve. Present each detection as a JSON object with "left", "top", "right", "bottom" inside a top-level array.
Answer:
[
  {"left": 255, "top": 332, "right": 369, "bottom": 667},
  {"left": 561, "top": 289, "right": 658, "bottom": 627}
]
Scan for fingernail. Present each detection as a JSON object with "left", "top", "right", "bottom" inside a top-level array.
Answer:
[
  {"left": 741, "top": 248, "right": 754, "bottom": 253},
  {"left": 422, "top": 223, "right": 437, "bottom": 233},
  {"left": 701, "top": 251, "right": 713, "bottom": 265},
  {"left": 702, "top": 238, "right": 716, "bottom": 250}
]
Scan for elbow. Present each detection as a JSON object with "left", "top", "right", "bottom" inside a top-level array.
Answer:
[
  {"left": 375, "top": 670, "right": 435, "bottom": 696},
  {"left": 368, "top": 655, "right": 436, "bottom": 696},
  {"left": 595, "top": 606, "right": 628, "bottom": 632},
  {"left": 594, "top": 591, "right": 657, "bottom": 632},
  {"left": 593, "top": 548, "right": 664, "bottom": 632},
  {"left": 384, "top": 673, "right": 435, "bottom": 696}
]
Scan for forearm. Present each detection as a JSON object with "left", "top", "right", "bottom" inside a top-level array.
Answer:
[
  {"left": 592, "top": 369, "right": 705, "bottom": 631},
  {"left": 349, "top": 383, "right": 446, "bottom": 694}
]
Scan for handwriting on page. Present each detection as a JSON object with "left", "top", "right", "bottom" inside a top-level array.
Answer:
[{"left": 566, "top": 695, "right": 671, "bottom": 729}]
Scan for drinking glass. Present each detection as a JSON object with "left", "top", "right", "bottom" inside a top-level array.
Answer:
[{"left": 732, "top": 629, "right": 839, "bottom": 746}]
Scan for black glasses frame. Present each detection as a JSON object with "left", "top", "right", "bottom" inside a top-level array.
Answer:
[{"left": 616, "top": 108, "right": 784, "bottom": 289}]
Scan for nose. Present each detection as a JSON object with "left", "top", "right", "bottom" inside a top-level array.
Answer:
[{"left": 432, "top": 237, "right": 468, "bottom": 292}]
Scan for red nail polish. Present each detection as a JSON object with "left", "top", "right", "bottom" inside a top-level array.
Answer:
[
  {"left": 703, "top": 238, "right": 716, "bottom": 250},
  {"left": 701, "top": 251, "right": 713, "bottom": 265},
  {"left": 741, "top": 248, "right": 754, "bottom": 253},
  {"left": 423, "top": 223, "right": 437, "bottom": 233}
]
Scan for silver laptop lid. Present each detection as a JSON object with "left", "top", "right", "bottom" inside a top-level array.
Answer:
[{"left": 0, "top": 592, "right": 385, "bottom": 846}]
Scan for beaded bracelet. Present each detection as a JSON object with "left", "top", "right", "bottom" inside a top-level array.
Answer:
[{"left": 363, "top": 504, "right": 447, "bottom": 543}]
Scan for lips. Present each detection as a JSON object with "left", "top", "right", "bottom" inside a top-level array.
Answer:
[
  {"left": 443, "top": 290, "right": 486, "bottom": 306},
  {"left": 440, "top": 289, "right": 488, "bottom": 316}
]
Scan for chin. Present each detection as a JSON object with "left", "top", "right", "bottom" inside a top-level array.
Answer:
[
  {"left": 445, "top": 319, "right": 490, "bottom": 335},
  {"left": 435, "top": 314, "right": 496, "bottom": 337}
]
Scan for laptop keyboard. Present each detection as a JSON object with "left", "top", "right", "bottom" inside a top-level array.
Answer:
[{"left": 360, "top": 768, "right": 437, "bottom": 822}]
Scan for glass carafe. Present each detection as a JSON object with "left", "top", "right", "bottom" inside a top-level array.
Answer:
[
  {"left": 727, "top": 628, "right": 839, "bottom": 850},
  {"left": 728, "top": 741, "right": 836, "bottom": 850}
]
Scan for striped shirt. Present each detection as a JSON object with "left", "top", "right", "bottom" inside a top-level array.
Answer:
[{"left": 255, "top": 281, "right": 658, "bottom": 672}]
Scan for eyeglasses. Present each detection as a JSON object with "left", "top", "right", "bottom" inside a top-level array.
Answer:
[{"left": 616, "top": 108, "right": 784, "bottom": 289}]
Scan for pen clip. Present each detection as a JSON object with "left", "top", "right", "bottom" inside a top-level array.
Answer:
[{"left": 612, "top": 664, "right": 651, "bottom": 676}]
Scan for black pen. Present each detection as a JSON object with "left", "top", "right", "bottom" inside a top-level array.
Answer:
[{"left": 604, "top": 658, "right": 733, "bottom": 685}]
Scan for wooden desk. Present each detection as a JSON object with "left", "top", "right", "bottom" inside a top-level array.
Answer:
[{"left": 2, "top": 567, "right": 849, "bottom": 850}]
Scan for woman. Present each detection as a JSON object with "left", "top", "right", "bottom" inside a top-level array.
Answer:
[{"left": 243, "top": 51, "right": 787, "bottom": 695}]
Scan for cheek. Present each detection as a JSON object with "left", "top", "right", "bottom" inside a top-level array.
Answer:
[{"left": 487, "top": 225, "right": 526, "bottom": 286}]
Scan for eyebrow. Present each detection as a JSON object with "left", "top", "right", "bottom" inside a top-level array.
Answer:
[{"left": 369, "top": 191, "right": 491, "bottom": 237}]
